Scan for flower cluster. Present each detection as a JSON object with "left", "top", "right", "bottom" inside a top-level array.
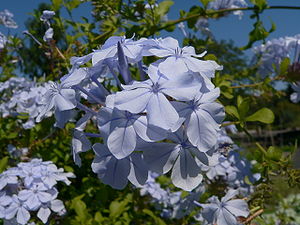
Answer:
[
  {"left": 7, "top": 144, "right": 29, "bottom": 159},
  {"left": 253, "top": 34, "right": 300, "bottom": 75},
  {"left": 208, "top": 0, "right": 248, "bottom": 18},
  {"left": 140, "top": 125, "right": 256, "bottom": 223},
  {"left": 194, "top": 189, "right": 249, "bottom": 225},
  {"left": 0, "top": 159, "right": 74, "bottom": 225},
  {"left": 40, "top": 10, "right": 55, "bottom": 42},
  {"left": 0, "top": 9, "right": 18, "bottom": 29},
  {"left": 0, "top": 77, "right": 54, "bottom": 129},
  {"left": 0, "top": 31, "right": 7, "bottom": 49},
  {"left": 201, "top": 127, "right": 260, "bottom": 195},
  {"left": 35, "top": 35, "right": 224, "bottom": 192},
  {"left": 195, "top": 0, "right": 248, "bottom": 38},
  {"left": 290, "top": 82, "right": 300, "bottom": 103},
  {"left": 140, "top": 172, "right": 204, "bottom": 219}
]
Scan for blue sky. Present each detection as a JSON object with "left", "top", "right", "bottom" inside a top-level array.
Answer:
[{"left": 1, "top": 0, "right": 300, "bottom": 49}]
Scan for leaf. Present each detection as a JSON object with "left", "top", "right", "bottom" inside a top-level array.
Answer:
[
  {"left": 199, "top": 0, "right": 213, "bottom": 8},
  {"left": 266, "top": 146, "right": 282, "bottom": 161},
  {"left": 143, "top": 209, "right": 167, "bottom": 225},
  {"left": 237, "top": 97, "right": 250, "bottom": 120},
  {"left": 52, "top": 0, "right": 63, "bottom": 11},
  {"left": 280, "top": 57, "right": 290, "bottom": 75},
  {"left": 204, "top": 54, "right": 217, "bottom": 61},
  {"left": 246, "top": 108, "right": 275, "bottom": 124},
  {"left": 70, "top": 195, "right": 90, "bottom": 222},
  {"left": 156, "top": 1, "right": 174, "bottom": 18},
  {"left": 250, "top": 0, "right": 268, "bottom": 11},
  {"left": 0, "top": 156, "right": 8, "bottom": 173},
  {"left": 109, "top": 194, "right": 132, "bottom": 219},
  {"left": 242, "top": 21, "right": 270, "bottom": 49},
  {"left": 225, "top": 106, "right": 239, "bottom": 119}
]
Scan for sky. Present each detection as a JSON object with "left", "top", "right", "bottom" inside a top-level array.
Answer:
[{"left": 1, "top": 0, "right": 300, "bottom": 50}]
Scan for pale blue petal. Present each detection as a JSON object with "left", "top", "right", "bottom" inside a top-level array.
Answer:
[
  {"left": 61, "top": 68, "right": 88, "bottom": 87},
  {"left": 221, "top": 189, "right": 238, "bottom": 202},
  {"left": 114, "top": 88, "right": 151, "bottom": 113},
  {"left": 143, "top": 143, "right": 179, "bottom": 174},
  {"left": 158, "top": 57, "right": 188, "bottom": 78},
  {"left": 200, "top": 102, "right": 225, "bottom": 125},
  {"left": 225, "top": 199, "right": 249, "bottom": 218},
  {"left": 37, "top": 207, "right": 51, "bottom": 224},
  {"left": 200, "top": 203, "right": 219, "bottom": 223},
  {"left": 101, "top": 157, "right": 130, "bottom": 189},
  {"left": 171, "top": 150, "right": 202, "bottom": 191},
  {"left": 50, "top": 199, "right": 65, "bottom": 213},
  {"left": 92, "top": 47, "right": 117, "bottom": 65},
  {"left": 217, "top": 209, "right": 237, "bottom": 225},
  {"left": 196, "top": 88, "right": 220, "bottom": 104},
  {"left": 127, "top": 153, "right": 148, "bottom": 187},
  {"left": 54, "top": 89, "right": 76, "bottom": 111},
  {"left": 146, "top": 93, "right": 179, "bottom": 130},
  {"left": 107, "top": 125, "right": 136, "bottom": 159},
  {"left": 133, "top": 116, "right": 166, "bottom": 141},
  {"left": 123, "top": 44, "right": 143, "bottom": 60},
  {"left": 186, "top": 110, "right": 217, "bottom": 151},
  {"left": 16, "top": 207, "right": 30, "bottom": 225},
  {"left": 148, "top": 48, "right": 173, "bottom": 57},
  {"left": 54, "top": 109, "right": 76, "bottom": 128},
  {"left": 170, "top": 101, "right": 191, "bottom": 132}
]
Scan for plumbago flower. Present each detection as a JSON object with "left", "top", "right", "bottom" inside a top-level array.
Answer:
[
  {"left": 140, "top": 172, "right": 205, "bottom": 219},
  {"left": 40, "top": 10, "right": 55, "bottom": 42},
  {"left": 0, "top": 159, "right": 74, "bottom": 224},
  {"left": 0, "top": 9, "right": 18, "bottom": 28},
  {"left": 194, "top": 189, "right": 249, "bottom": 225},
  {"left": 208, "top": 0, "right": 248, "bottom": 18},
  {"left": 0, "top": 32, "right": 7, "bottom": 49},
  {"left": 35, "top": 35, "right": 224, "bottom": 192},
  {"left": 0, "top": 77, "right": 54, "bottom": 129},
  {"left": 252, "top": 34, "right": 300, "bottom": 75},
  {"left": 290, "top": 82, "right": 300, "bottom": 103}
]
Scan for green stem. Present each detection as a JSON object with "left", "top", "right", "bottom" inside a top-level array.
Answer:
[
  {"left": 255, "top": 142, "right": 268, "bottom": 156},
  {"left": 229, "top": 82, "right": 263, "bottom": 89},
  {"left": 156, "top": 5, "right": 300, "bottom": 32}
]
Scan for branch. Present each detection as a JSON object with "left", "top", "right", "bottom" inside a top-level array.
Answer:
[
  {"left": 244, "top": 209, "right": 264, "bottom": 224},
  {"left": 157, "top": 5, "right": 300, "bottom": 32}
]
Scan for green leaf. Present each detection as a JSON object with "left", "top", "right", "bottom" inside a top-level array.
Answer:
[
  {"left": 64, "top": 0, "right": 81, "bottom": 11},
  {"left": 246, "top": 108, "right": 275, "bottom": 124},
  {"left": 199, "top": 0, "right": 213, "bottom": 8},
  {"left": 204, "top": 53, "right": 217, "bottom": 61},
  {"left": 266, "top": 146, "right": 282, "bottom": 161},
  {"left": 52, "top": 0, "right": 63, "bottom": 11},
  {"left": 279, "top": 57, "right": 290, "bottom": 75},
  {"left": 225, "top": 106, "right": 240, "bottom": 119},
  {"left": 143, "top": 209, "right": 167, "bottom": 225},
  {"left": 0, "top": 156, "right": 9, "bottom": 173},
  {"left": 156, "top": 1, "right": 174, "bottom": 18},
  {"left": 237, "top": 97, "right": 250, "bottom": 120},
  {"left": 71, "top": 195, "right": 89, "bottom": 222},
  {"left": 243, "top": 21, "right": 269, "bottom": 49},
  {"left": 250, "top": 0, "right": 268, "bottom": 11},
  {"left": 109, "top": 194, "right": 132, "bottom": 219}
]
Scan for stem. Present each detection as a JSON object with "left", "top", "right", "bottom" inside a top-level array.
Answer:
[
  {"left": 243, "top": 208, "right": 264, "bottom": 224},
  {"left": 84, "top": 132, "right": 102, "bottom": 138},
  {"left": 106, "top": 62, "right": 123, "bottom": 89},
  {"left": 74, "top": 85, "right": 105, "bottom": 105},
  {"left": 255, "top": 142, "right": 268, "bottom": 155},
  {"left": 76, "top": 102, "right": 97, "bottom": 116},
  {"left": 221, "top": 121, "right": 240, "bottom": 127},
  {"left": 229, "top": 82, "right": 263, "bottom": 89},
  {"left": 156, "top": 6, "right": 300, "bottom": 33}
]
